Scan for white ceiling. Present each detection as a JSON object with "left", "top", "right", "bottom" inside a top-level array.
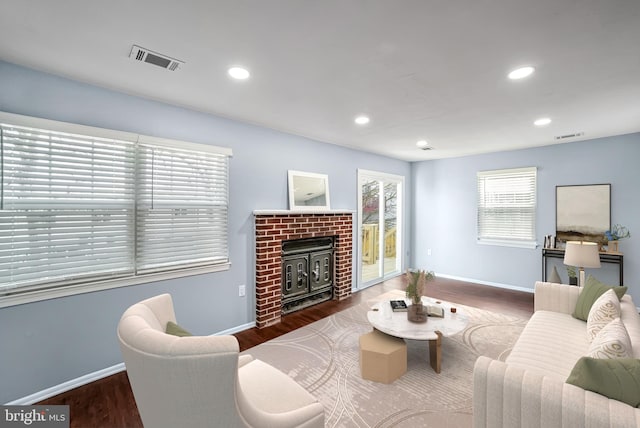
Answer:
[{"left": 1, "top": 0, "right": 639, "bottom": 161}]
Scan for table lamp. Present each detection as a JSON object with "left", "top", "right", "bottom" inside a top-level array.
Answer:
[{"left": 564, "top": 241, "right": 601, "bottom": 286}]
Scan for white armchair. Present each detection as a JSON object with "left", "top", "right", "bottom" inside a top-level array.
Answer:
[{"left": 117, "top": 294, "right": 325, "bottom": 428}]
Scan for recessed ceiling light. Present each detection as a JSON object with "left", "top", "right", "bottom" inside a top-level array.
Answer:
[
  {"left": 228, "top": 66, "right": 250, "bottom": 80},
  {"left": 354, "top": 115, "right": 370, "bottom": 125},
  {"left": 416, "top": 140, "right": 429, "bottom": 148},
  {"left": 534, "top": 117, "right": 552, "bottom": 126},
  {"left": 508, "top": 66, "right": 535, "bottom": 80}
]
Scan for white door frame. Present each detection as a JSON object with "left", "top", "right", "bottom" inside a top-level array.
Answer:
[{"left": 356, "top": 169, "right": 404, "bottom": 289}]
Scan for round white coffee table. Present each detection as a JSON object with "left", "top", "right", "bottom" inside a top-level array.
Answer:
[{"left": 367, "top": 296, "right": 469, "bottom": 373}]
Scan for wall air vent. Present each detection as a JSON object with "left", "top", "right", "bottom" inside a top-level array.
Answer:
[
  {"left": 554, "top": 132, "right": 584, "bottom": 140},
  {"left": 129, "top": 45, "right": 184, "bottom": 71}
]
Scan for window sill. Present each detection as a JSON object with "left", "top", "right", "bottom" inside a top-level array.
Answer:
[
  {"left": 477, "top": 239, "right": 538, "bottom": 249},
  {"left": 0, "top": 263, "right": 231, "bottom": 308}
]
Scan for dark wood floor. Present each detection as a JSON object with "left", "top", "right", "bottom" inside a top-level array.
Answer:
[{"left": 38, "top": 277, "right": 533, "bottom": 428}]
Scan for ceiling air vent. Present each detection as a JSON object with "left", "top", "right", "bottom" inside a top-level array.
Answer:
[
  {"left": 129, "top": 45, "right": 184, "bottom": 71},
  {"left": 554, "top": 132, "right": 584, "bottom": 140},
  {"left": 420, "top": 145, "right": 434, "bottom": 151}
]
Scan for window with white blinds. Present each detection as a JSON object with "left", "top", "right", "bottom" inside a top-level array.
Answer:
[
  {"left": 0, "top": 113, "right": 231, "bottom": 302},
  {"left": 477, "top": 167, "right": 537, "bottom": 248},
  {"left": 136, "top": 137, "right": 229, "bottom": 273}
]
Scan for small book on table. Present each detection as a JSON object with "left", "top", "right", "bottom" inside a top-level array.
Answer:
[
  {"left": 426, "top": 305, "right": 444, "bottom": 317},
  {"left": 389, "top": 300, "right": 408, "bottom": 312}
]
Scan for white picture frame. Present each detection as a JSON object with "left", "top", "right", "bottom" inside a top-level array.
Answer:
[{"left": 287, "top": 170, "right": 330, "bottom": 211}]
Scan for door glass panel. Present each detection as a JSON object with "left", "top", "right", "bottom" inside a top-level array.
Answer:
[
  {"left": 383, "top": 182, "right": 399, "bottom": 277},
  {"left": 359, "top": 171, "right": 403, "bottom": 288},
  {"left": 361, "top": 179, "right": 381, "bottom": 283}
]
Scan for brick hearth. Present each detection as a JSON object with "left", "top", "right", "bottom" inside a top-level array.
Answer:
[{"left": 254, "top": 211, "right": 353, "bottom": 328}]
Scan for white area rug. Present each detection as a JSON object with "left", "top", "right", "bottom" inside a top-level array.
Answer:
[{"left": 242, "top": 290, "right": 528, "bottom": 427}]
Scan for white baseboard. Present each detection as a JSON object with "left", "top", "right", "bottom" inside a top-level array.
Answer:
[
  {"left": 435, "top": 273, "right": 534, "bottom": 294},
  {"left": 6, "top": 363, "right": 126, "bottom": 405},
  {"left": 6, "top": 321, "right": 257, "bottom": 405},
  {"left": 215, "top": 321, "right": 255, "bottom": 335},
  {"left": 435, "top": 273, "right": 640, "bottom": 313}
]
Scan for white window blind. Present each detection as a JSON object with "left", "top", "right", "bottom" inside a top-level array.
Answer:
[
  {"left": 136, "top": 138, "right": 229, "bottom": 273},
  {"left": 477, "top": 167, "right": 537, "bottom": 247},
  {"left": 0, "top": 114, "right": 231, "bottom": 299},
  {"left": 0, "top": 124, "right": 136, "bottom": 291}
]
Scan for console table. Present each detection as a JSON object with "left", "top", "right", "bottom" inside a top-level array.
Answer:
[{"left": 542, "top": 248, "right": 624, "bottom": 285}]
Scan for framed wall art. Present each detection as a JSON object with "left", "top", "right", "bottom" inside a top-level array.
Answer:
[{"left": 556, "top": 183, "right": 610, "bottom": 245}]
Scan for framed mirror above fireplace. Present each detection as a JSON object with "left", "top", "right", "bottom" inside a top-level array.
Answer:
[{"left": 288, "top": 170, "right": 330, "bottom": 211}]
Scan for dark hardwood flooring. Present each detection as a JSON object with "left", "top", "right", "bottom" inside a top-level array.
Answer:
[{"left": 38, "top": 277, "right": 533, "bottom": 428}]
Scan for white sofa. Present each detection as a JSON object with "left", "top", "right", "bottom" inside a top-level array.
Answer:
[
  {"left": 118, "top": 294, "right": 325, "bottom": 428},
  {"left": 473, "top": 281, "right": 640, "bottom": 428}
]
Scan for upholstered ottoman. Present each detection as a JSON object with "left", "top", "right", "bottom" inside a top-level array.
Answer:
[{"left": 359, "top": 329, "right": 407, "bottom": 383}]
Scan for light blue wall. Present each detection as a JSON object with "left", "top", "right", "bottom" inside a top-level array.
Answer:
[
  {"left": 411, "top": 133, "right": 640, "bottom": 299},
  {"left": 2, "top": 58, "right": 638, "bottom": 404},
  {"left": 0, "top": 61, "right": 411, "bottom": 403}
]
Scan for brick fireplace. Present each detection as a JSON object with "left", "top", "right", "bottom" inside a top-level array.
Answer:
[{"left": 254, "top": 210, "right": 353, "bottom": 328}]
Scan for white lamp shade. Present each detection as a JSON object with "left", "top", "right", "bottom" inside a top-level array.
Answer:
[{"left": 564, "top": 241, "right": 601, "bottom": 268}]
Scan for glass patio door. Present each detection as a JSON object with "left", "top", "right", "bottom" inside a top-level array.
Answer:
[{"left": 358, "top": 170, "right": 403, "bottom": 288}]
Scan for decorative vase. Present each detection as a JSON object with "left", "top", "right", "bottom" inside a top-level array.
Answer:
[
  {"left": 608, "top": 240, "right": 620, "bottom": 253},
  {"left": 569, "top": 277, "right": 578, "bottom": 286},
  {"left": 549, "top": 265, "right": 562, "bottom": 284},
  {"left": 407, "top": 303, "right": 427, "bottom": 323}
]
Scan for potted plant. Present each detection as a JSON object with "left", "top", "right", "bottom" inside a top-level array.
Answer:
[
  {"left": 405, "top": 268, "right": 435, "bottom": 323},
  {"left": 566, "top": 266, "right": 578, "bottom": 286},
  {"left": 605, "top": 224, "right": 630, "bottom": 253}
]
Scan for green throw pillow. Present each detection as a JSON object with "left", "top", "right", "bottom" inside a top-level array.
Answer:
[
  {"left": 165, "top": 321, "right": 193, "bottom": 337},
  {"left": 572, "top": 275, "right": 627, "bottom": 321},
  {"left": 566, "top": 357, "right": 640, "bottom": 407}
]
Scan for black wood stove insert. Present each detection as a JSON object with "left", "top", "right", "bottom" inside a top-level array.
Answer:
[{"left": 281, "top": 236, "right": 334, "bottom": 314}]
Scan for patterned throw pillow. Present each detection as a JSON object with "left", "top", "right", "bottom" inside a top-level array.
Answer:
[
  {"left": 586, "top": 289, "right": 621, "bottom": 342},
  {"left": 587, "top": 317, "right": 632, "bottom": 359}
]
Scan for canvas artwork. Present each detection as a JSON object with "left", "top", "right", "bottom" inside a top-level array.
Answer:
[{"left": 556, "top": 184, "right": 610, "bottom": 245}]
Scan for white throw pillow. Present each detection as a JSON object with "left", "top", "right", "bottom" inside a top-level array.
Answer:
[
  {"left": 586, "top": 288, "right": 620, "bottom": 342},
  {"left": 587, "top": 317, "right": 632, "bottom": 359}
]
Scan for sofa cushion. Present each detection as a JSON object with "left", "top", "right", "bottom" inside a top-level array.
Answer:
[
  {"left": 165, "top": 321, "right": 193, "bottom": 337},
  {"left": 587, "top": 317, "right": 632, "bottom": 359},
  {"left": 572, "top": 275, "right": 627, "bottom": 321},
  {"left": 587, "top": 289, "right": 620, "bottom": 342},
  {"left": 506, "top": 310, "right": 590, "bottom": 380},
  {"left": 238, "top": 359, "right": 320, "bottom": 413},
  {"left": 566, "top": 357, "right": 640, "bottom": 407}
]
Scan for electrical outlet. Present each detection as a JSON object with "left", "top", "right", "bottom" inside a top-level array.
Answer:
[
  {"left": 427, "top": 248, "right": 432, "bottom": 256},
  {"left": 238, "top": 285, "right": 246, "bottom": 297}
]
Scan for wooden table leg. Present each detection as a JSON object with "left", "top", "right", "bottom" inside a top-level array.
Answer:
[{"left": 429, "top": 331, "right": 442, "bottom": 373}]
